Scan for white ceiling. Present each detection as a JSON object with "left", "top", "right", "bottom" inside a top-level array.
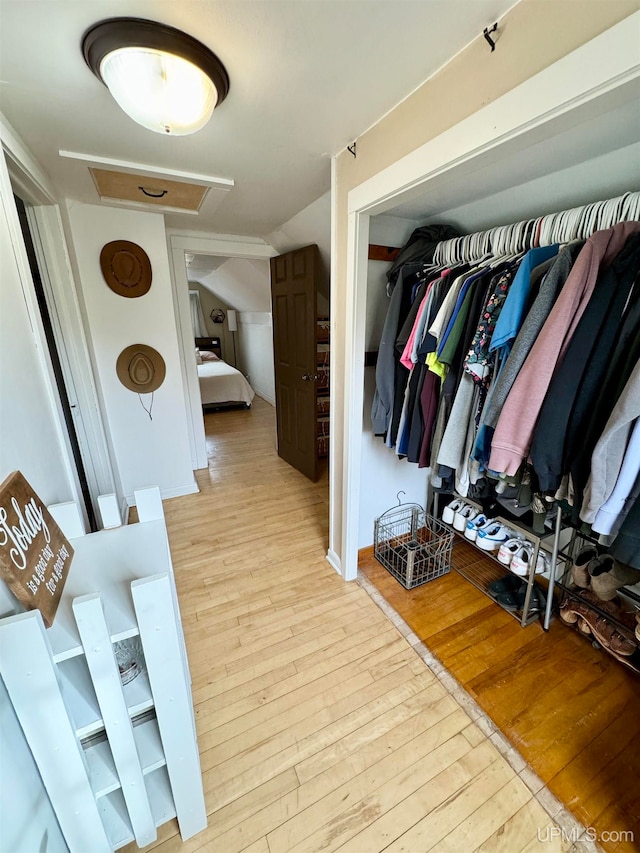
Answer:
[{"left": 0, "top": 0, "right": 517, "bottom": 238}]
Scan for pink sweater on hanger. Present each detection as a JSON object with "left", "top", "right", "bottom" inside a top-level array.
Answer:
[{"left": 488, "top": 221, "right": 640, "bottom": 477}]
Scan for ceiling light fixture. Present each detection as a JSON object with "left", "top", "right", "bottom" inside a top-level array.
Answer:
[{"left": 82, "top": 17, "right": 229, "bottom": 136}]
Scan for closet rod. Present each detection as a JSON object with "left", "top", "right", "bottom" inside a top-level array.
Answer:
[{"left": 433, "top": 190, "right": 640, "bottom": 267}]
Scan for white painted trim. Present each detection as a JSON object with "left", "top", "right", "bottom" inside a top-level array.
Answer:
[
  {"left": 341, "top": 211, "right": 370, "bottom": 582},
  {"left": 169, "top": 243, "right": 208, "bottom": 470},
  {"left": 59, "top": 150, "right": 235, "bottom": 188},
  {"left": 328, "top": 155, "right": 340, "bottom": 567},
  {"left": 338, "top": 13, "right": 640, "bottom": 582},
  {"left": 125, "top": 482, "right": 200, "bottom": 507},
  {"left": 170, "top": 232, "right": 278, "bottom": 258},
  {"left": 167, "top": 232, "right": 278, "bottom": 471},
  {"left": 0, "top": 115, "right": 57, "bottom": 204},
  {"left": 325, "top": 549, "right": 342, "bottom": 576},
  {"left": 96, "top": 196, "right": 200, "bottom": 216}
]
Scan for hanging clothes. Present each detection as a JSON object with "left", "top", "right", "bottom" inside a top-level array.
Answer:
[
  {"left": 477, "top": 242, "right": 585, "bottom": 463},
  {"left": 371, "top": 266, "right": 414, "bottom": 436},
  {"left": 580, "top": 359, "right": 640, "bottom": 526},
  {"left": 529, "top": 233, "right": 640, "bottom": 493},
  {"left": 489, "top": 221, "right": 640, "bottom": 477}
]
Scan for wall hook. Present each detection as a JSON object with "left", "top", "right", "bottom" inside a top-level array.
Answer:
[
  {"left": 347, "top": 141, "right": 357, "bottom": 159},
  {"left": 483, "top": 23, "right": 498, "bottom": 52}
]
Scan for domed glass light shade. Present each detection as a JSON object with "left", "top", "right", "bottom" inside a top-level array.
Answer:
[{"left": 83, "top": 18, "right": 229, "bottom": 136}]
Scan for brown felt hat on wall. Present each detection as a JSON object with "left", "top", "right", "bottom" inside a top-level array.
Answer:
[
  {"left": 100, "top": 240, "right": 152, "bottom": 298},
  {"left": 116, "top": 345, "right": 166, "bottom": 394}
]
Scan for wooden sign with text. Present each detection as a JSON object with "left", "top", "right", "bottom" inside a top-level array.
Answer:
[{"left": 0, "top": 471, "right": 74, "bottom": 627}]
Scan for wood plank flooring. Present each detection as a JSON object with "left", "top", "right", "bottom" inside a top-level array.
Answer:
[
  {"left": 359, "top": 542, "right": 640, "bottom": 853},
  {"left": 124, "top": 399, "right": 571, "bottom": 853}
]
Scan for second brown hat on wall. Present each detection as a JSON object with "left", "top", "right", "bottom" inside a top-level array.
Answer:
[
  {"left": 116, "top": 345, "right": 166, "bottom": 394},
  {"left": 100, "top": 240, "right": 152, "bottom": 298}
]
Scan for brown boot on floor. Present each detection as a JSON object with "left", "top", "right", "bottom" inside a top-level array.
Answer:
[
  {"left": 590, "top": 557, "right": 640, "bottom": 601},
  {"left": 571, "top": 547, "right": 597, "bottom": 588}
]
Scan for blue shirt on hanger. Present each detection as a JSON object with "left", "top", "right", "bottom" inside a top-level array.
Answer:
[{"left": 489, "top": 244, "right": 560, "bottom": 354}]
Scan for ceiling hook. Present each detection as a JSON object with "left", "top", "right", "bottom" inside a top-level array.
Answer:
[
  {"left": 483, "top": 23, "right": 498, "bottom": 52},
  {"left": 347, "top": 141, "right": 357, "bottom": 158}
]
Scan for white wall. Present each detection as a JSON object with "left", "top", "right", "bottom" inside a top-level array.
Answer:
[
  {"left": 359, "top": 370, "right": 431, "bottom": 548},
  {"left": 66, "top": 202, "right": 196, "bottom": 502},
  {"left": 237, "top": 312, "right": 276, "bottom": 405},
  {"left": 266, "top": 191, "right": 331, "bottom": 311},
  {"left": 188, "top": 281, "right": 235, "bottom": 363},
  {"left": 200, "top": 257, "right": 271, "bottom": 312},
  {"left": 359, "top": 213, "right": 425, "bottom": 548},
  {"left": 0, "top": 679, "right": 68, "bottom": 853}
]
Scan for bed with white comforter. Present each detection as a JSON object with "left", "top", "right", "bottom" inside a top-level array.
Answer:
[{"left": 197, "top": 359, "right": 255, "bottom": 407}]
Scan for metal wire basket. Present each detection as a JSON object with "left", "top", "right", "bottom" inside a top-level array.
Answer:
[{"left": 374, "top": 501, "right": 453, "bottom": 589}]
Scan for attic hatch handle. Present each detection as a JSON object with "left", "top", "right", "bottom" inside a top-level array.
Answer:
[{"left": 139, "top": 186, "right": 168, "bottom": 198}]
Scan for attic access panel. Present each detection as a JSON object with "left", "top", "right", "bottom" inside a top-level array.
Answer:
[{"left": 90, "top": 167, "right": 209, "bottom": 212}]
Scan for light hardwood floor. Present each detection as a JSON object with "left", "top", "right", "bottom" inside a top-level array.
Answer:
[
  {"left": 360, "top": 543, "right": 640, "bottom": 853},
  {"left": 126, "top": 399, "right": 571, "bottom": 853}
]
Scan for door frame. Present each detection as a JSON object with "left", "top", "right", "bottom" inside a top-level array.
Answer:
[
  {"left": 167, "top": 231, "right": 277, "bottom": 470},
  {"left": 0, "top": 116, "right": 120, "bottom": 522},
  {"left": 335, "top": 14, "right": 640, "bottom": 580}
]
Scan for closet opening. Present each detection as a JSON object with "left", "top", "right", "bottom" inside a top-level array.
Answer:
[{"left": 337, "top": 17, "right": 640, "bottom": 849}]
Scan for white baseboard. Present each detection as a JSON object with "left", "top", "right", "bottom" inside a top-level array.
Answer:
[
  {"left": 326, "top": 549, "right": 342, "bottom": 576},
  {"left": 254, "top": 391, "right": 276, "bottom": 407},
  {"left": 125, "top": 481, "right": 200, "bottom": 506}
]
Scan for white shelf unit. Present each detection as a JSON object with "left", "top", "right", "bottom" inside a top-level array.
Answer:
[{"left": 0, "top": 487, "right": 206, "bottom": 853}]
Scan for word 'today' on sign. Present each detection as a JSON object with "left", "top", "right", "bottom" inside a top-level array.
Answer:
[{"left": 0, "top": 471, "right": 74, "bottom": 627}]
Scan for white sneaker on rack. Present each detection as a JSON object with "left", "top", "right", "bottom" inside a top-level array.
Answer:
[
  {"left": 510, "top": 542, "right": 546, "bottom": 576},
  {"left": 476, "top": 522, "right": 512, "bottom": 552},
  {"left": 497, "top": 537, "right": 525, "bottom": 565},
  {"left": 464, "top": 513, "right": 488, "bottom": 542},
  {"left": 453, "top": 505, "right": 479, "bottom": 532},
  {"left": 442, "top": 498, "right": 465, "bottom": 526}
]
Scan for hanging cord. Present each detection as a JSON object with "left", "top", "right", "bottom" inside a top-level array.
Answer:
[{"left": 138, "top": 392, "right": 154, "bottom": 421}]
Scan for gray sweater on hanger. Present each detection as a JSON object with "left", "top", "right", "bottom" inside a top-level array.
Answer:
[
  {"left": 483, "top": 242, "right": 584, "bottom": 431},
  {"left": 581, "top": 359, "right": 640, "bottom": 525}
]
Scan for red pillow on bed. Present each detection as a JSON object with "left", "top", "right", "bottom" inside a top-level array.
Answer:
[{"left": 200, "top": 350, "right": 220, "bottom": 362}]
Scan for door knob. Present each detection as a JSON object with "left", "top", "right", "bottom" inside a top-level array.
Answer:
[{"left": 302, "top": 374, "right": 319, "bottom": 381}]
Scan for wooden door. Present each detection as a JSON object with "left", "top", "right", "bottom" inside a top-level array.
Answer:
[{"left": 270, "top": 245, "right": 320, "bottom": 481}]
